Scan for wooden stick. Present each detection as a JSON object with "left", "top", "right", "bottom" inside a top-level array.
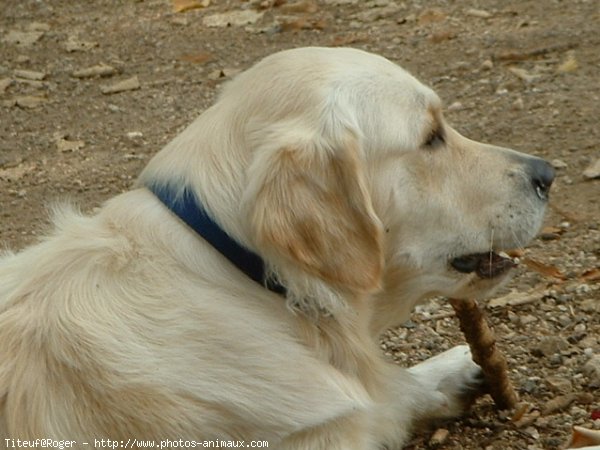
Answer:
[{"left": 449, "top": 298, "right": 518, "bottom": 410}]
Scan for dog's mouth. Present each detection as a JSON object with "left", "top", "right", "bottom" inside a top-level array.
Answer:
[{"left": 450, "top": 251, "right": 518, "bottom": 279}]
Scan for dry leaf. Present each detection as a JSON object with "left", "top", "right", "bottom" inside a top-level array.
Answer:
[
  {"left": 513, "top": 410, "right": 540, "bottom": 428},
  {"left": 279, "top": 0, "right": 318, "bottom": 14},
  {"left": 418, "top": 8, "right": 446, "bottom": 25},
  {"left": 15, "top": 95, "right": 47, "bottom": 109},
  {"left": 541, "top": 226, "right": 563, "bottom": 235},
  {"left": 330, "top": 33, "right": 366, "bottom": 47},
  {"left": 279, "top": 17, "right": 326, "bottom": 31},
  {"left": 465, "top": 8, "right": 492, "bottom": 18},
  {"left": 487, "top": 289, "right": 542, "bottom": 308},
  {"left": 429, "top": 29, "right": 456, "bottom": 43},
  {"left": 2, "top": 30, "right": 44, "bottom": 46},
  {"left": 64, "top": 36, "right": 98, "bottom": 52},
  {"left": 13, "top": 69, "right": 46, "bottom": 81},
  {"left": 521, "top": 257, "right": 565, "bottom": 280},
  {"left": 508, "top": 67, "right": 539, "bottom": 83},
  {"left": 557, "top": 52, "right": 578, "bottom": 73},
  {"left": 203, "top": 10, "right": 264, "bottom": 27},
  {"left": 0, "top": 164, "right": 35, "bottom": 181},
  {"left": 72, "top": 64, "right": 117, "bottom": 78},
  {"left": 543, "top": 393, "right": 593, "bottom": 416},
  {"left": 494, "top": 43, "right": 578, "bottom": 62},
  {"left": 542, "top": 393, "right": 578, "bottom": 416},
  {"left": 580, "top": 268, "right": 600, "bottom": 282},
  {"left": 56, "top": 138, "right": 85, "bottom": 153},
  {"left": 258, "top": 0, "right": 287, "bottom": 9},
  {"left": 25, "top": 21, "right": 50, "bottom": 32},
  {"left": 100, "top": 76, "right": 140, "bottom": 95},
  {"left": 172, "top": 0, "right": 210, "bottom": 13},
  {"left": 540, "top": 225, "right": 562, "bottom": 241},
  {"left": 510, "top": 402, "right": 531, "bottom": 422},
  {"left": 178, "top": 52, "right": 213, "bottom": 64},
  {"left": 568, "top": 426, "right": 600, "bottom": 449}
]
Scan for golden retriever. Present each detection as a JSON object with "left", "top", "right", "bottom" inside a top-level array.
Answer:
[{"left": 0, "top": 47, "right": 554, "bottom": 449}]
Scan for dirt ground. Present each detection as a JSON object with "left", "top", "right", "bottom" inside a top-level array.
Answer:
[{"left": 1, "top": 0, "right": 599, "bottom": 448}]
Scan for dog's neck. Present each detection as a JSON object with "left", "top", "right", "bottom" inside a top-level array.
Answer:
[
  {"left": 146, "top": 182, "right": 287, "bottom": 297},
  {"left": 145, "top": 182, "right": 368, "bottom": 324}
]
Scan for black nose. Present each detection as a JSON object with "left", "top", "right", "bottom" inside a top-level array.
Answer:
[{"left": 528, "top": 158, "right": 555, "bottom": 200}]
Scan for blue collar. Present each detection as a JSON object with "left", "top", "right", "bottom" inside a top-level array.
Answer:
[{"left": 146, "top": 183, "right": 287, "bottom": 297}]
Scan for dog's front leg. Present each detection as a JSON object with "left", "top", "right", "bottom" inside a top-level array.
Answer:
[
  {"left": 371, "top": 345, "right": 483, "bottom": 448},
  {"left": 407, "top": 345, "right": 483, "bottom": 420}
]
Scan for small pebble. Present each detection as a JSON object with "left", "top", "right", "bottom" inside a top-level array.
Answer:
[
  {"left": 524, "top": 426, "right": 540, "bottom": 440},
  {"left": 126, "top": 131, "right": 143, "bottom": 139},
  {"left": 532, "top": 336, "right": 570, "bottom": 357},
  {"left": 545, "top": 376, "right": 572, "bottom": 394},
  {"left": 429, "top": 428, "right": 450, "bottom": 446},
  {"left": 481, "top": 59, "right": 493, "bottom": 70},
  {"left": 583, "top": 158, "right": 600, "bottom": 179},
  {"left": 447, "top": 101, "right": 464, "bottom": 111},
  {"left": 512, "top": 97, "right": 524, "bottom": 110},
  {"left": 551, "top": 159, "right": 568, "bottom": 169},
  {"left": 521, "top": 314, "right": 537, "bottom": 325}
]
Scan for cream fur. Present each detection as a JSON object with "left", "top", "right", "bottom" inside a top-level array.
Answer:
[{"left": 0, "top": 47, "right": 549, "bottom": 449}]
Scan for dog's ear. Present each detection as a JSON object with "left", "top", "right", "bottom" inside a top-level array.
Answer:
[{"left": 246, "top": 130, "right": 384, "bottom": 293}]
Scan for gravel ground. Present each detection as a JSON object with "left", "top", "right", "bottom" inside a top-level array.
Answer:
[{"left": 1, "top": 0, "right": 599, "bottom": 448}]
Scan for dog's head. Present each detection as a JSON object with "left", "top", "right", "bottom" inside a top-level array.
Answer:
[{"left": 142, "top": 47, "right": 554, "bottom": 313}]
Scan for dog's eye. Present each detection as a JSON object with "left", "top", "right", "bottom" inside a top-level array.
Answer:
[{"left": 423, "top": 129, "right": 445, "bottom": 149}]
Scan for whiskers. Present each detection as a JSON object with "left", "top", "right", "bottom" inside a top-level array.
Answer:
[
  {"left": 488, "top": 227, "right": 495, "bottom": 278},
  {"left": 487, "top": 223, "right": 527, "bottom": 277},
  {"left": 507, "top": 224, "right": 528, "bottom": 255}
]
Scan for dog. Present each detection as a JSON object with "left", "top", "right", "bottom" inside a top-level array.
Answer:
[{"left": 0, "top": 47, "right": 554, "bottom": 449}]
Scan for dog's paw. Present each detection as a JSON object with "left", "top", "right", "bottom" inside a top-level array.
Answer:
[{"left": 408, "top": 345, "right": 484, "bottom": 419}]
